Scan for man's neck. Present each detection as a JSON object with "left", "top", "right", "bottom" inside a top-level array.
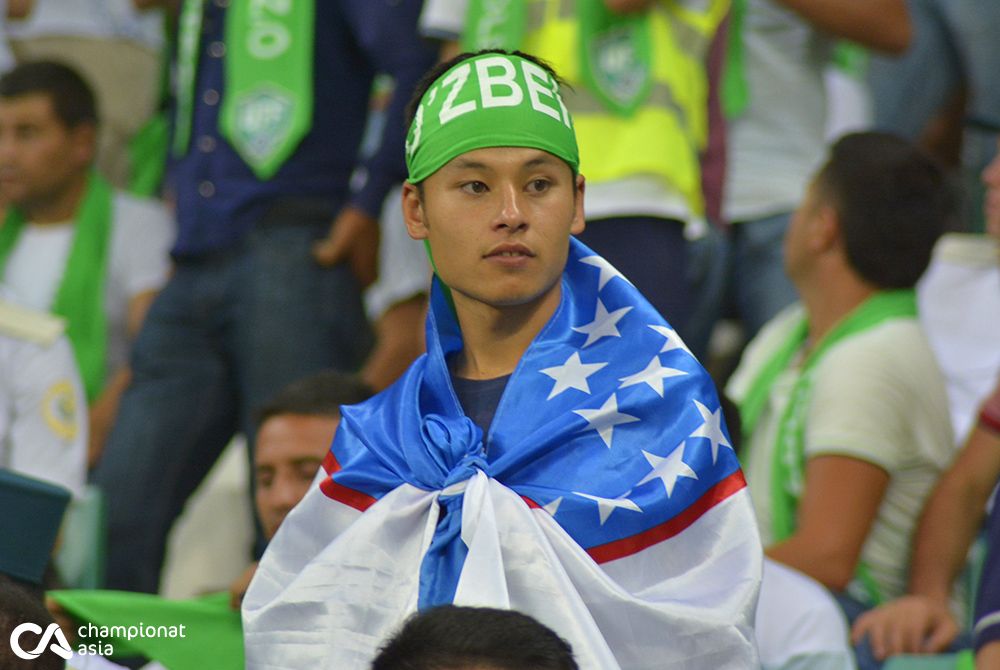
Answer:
[
  {"left": 20, "top": 172, "right": 88, "bottom": 224},
  {"left": 798, "top": 269, "right": 876, "bottom": 351},
  {"left": 451, "top": 287, "right": 561, "bottom": 380}
]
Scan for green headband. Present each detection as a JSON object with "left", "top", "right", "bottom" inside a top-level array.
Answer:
[{"left": 405, "top": 53, "right": 580, "bottom": 182}]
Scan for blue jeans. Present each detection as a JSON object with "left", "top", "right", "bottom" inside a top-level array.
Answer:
[
  {"left": 92, "top": 198, "right": 372, "bottom": 593},
  {"left": 683, "top": 212, "right": 800, "bottom": 360},
  {"left": 867, "top": 0, "right": 1000, "bottom": 233}
]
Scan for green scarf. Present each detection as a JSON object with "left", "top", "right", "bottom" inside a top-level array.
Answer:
[
  {"left": 463, "top": 0, "right": 653, "bottom": 116},
  {"left": 721, "top": 0, "right": 750, "bottom": 118},
  {"left": 49, "top": 590, "right": 243, "bottom": 670},
  {"left": 739, "top": 290, "right": 918, "bottom": 604},
  {"left": 0, "top": 173, "right": 112, "bottom": 401},
  {"left": 173, "top": 0, "right": 314, "bottom": 180}
]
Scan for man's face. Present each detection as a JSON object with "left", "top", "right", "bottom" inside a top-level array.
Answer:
[
  {"left": 403, "top": 146, "right": 585, "bottom": 315},
  {"left": 783, "top": 178, "right": 823, "bottom": 283},
  {"left": 0, "top": 93, "right": 93, "bottom": 210},
  {"left": 982, "top": 138, "right": 1000, "bottom": 239},
  {"left": 254, "top": 413, "right": 339, "bottom": 540}
]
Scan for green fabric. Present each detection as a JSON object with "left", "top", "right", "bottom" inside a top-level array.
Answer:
[
  {"left": 128, "top": 111, "right": 169, "bottom": 197},
  {"left": 463, "top": 0, "right": 652, "bottom": 116},
  {"left": 0, "top": 173, "right": 112, "bottom": 401},
  {"left": 405, "top": 52, "right": 579, "bottom": 183},
  {"left": 50, "top": 590, "right": 243, "bottom": 670},
  {"left": 721, "top": 0, "right": 749, "bottom": 118},
  {"left": 172, "top": 0, "right": 204, "bottom": 160},
  {"left": 462, "top": 0, "right": 526, "bottom": 50},
  {"left": 883, "top": 652, "right": 973, "bottom": 670},
  {"left": 174, "top": 0, "right": 315, "bottom": 179},
  {"left": 576, "top": 0, "right": 653, "bottom": 116},
  {"left": 832, "top": 41, "right": 869, "bottom": 78},
  {"left": 739, "top": 291, "right": 918, "bottom": 603}
]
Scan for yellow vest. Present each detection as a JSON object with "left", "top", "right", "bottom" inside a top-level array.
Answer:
[{"left": 519, "top": 0, "right": 727, "bottom": 216}]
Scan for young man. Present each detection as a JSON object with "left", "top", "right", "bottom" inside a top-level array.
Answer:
[
  {"left": 727, "top": 132, "right": 955, "bottom": 667},
  {"left": 0, "top": 61, "right": 172, "bottom": 466},
  {"left": 244, "top": 51, "right": 760, "bottom": 669},
  {"left": 229, "top": 371, "right": 373, "bottom": 608},
  {"left": 844, "top": 136, "right": 1000, "bottom": 663}
]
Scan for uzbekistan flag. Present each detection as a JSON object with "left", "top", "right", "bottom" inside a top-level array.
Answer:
[{"left": 243, "top": 238, "right": 762, "bottom": 669}]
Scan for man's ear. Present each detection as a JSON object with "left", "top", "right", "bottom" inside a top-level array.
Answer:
[
  {"left": 812, "top": 204, "right": 840, "bottom": 253},
  {"left": 571, "top": 173, "right": 586, "bottom": 235},
  {"left": 401, "top": 182, "right": 428, "bottom": 241},
  {"left": 68, "top": 122, "right": 96, "bottom": 170}
]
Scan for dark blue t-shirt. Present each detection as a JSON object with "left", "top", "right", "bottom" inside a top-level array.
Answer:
[{"left": 450, "top": 374, "right": 511, "bottom": 445}]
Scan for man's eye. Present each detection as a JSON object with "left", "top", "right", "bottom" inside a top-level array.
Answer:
[
  {"left": 461, "top": 181, "right": 488, "bottom": 194},
  {"left": 528, "top": 179, "right": 551, "bottom": 193}
]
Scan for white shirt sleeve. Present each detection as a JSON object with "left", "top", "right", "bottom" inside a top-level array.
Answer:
[
  {"left": 419, "top": 0, "right": 467, "bottom": 40},
  {"left": 110, "top": 192, "right": 175, "bottom": 301}
]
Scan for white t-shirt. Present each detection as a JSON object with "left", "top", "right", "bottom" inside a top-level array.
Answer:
[
  {"left": 0, "top": 318, "right": 87, "bottom": 499},
  {"left": 728, "top": 304, "right": 954, "bottom": 601},
  {"left": 756, "top": 559, "right": 855, "bottom": 670},
  {"left": 7, "top": 0, "right": 164, "bottom": 51},
  {"left": 2, "top": 191, "right": 174, "bottom": 376},
  {"left": 918, "top": 233, "right": 1000, "bottom": 444},
  {"left": 723, "top": 0, "right": 832, "bottom": 222}
]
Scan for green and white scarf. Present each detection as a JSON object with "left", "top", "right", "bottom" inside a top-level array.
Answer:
[
  {"left": 173, "top": 0, "right": 314, "bottom": 180},
  {"left": 739, "top": 290, "right": 919, "bottom": 604},
  {"left": 0, "top": 173, "right": 113, "bottom": 401},
  {"left": 463, "top": 0, "right": 653, "bottom": 116}
]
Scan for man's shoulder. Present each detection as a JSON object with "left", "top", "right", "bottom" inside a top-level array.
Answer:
[
  {"left": 111, "top": 190, "right": 171, "bottom": 225},
  {"left": 727, "top": 303, "right": 804, "bottom": 401}
]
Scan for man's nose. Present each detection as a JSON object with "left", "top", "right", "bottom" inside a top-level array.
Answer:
[{"left": 493, "top": 183, "right": 528, "bottom": 231}]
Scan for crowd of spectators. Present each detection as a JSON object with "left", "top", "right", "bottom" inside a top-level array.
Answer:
[{"left": 0, "top": 1, "right": 998, "bottom": 669}]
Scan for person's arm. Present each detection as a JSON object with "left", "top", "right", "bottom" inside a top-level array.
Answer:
[
  {"left": 774, "top": 0, "right": 911, "bottom": 54},
  {"left": 767, "top": 454, "right": 889, "bottom": 591},
  {"left": 978, "top": 643, "right": 1000, "bottom": 669},
  {"left": 851, "top": 416, "right": 1000, "bottom": 657},
  {"left": 312, "top": 2, "right": 439, "bottom": 288}
]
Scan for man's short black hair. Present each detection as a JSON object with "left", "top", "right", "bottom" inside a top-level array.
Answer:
[
  {"left": 0, "top": 574, "right": 66, "bottom": 670},
  {"left": 0, "top": 60, "right": 97, "bottom": 129},
  {"left": 814, "top": 131, "right": 955, "bottom": 289},
  {"left": 254, "top": 370, "right": 373, "bottom": 431},
  {"left": 371, "top": 606, "right": 578, "bottom": 670}
]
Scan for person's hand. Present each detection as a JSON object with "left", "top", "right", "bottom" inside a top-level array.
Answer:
[
  {"left": 851, "top": 595, "right": 959, "bottom": 659},
  {"left": 230, "top": 562, "right": 259, "bottom": 610},
  {"left": 312, "top": 206, "right": 379, "bottom": 289}
]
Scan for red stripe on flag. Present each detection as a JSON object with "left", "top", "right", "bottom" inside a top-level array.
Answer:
[
  {"left": 586, "top": 470, "right": 747, "bottom": 565},
  {"left": 319, "top": 452, "right": 377, "bottom": 512},
  {"left": 521, "top": 496, "right": 543, "bottom": 510}
]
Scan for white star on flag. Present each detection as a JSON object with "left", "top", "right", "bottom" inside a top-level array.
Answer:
[
  {"left": 573, "top": 299, "right": 633, "bottom": 348},
  {"left": 574, "top": 491, "right": 643, "bottom": 525},
  {"left": 648, "top": 324, "right": 693, "bottom": 357},
  {"left": 618, "top": 355, "right": 687, "bottom": 397},
  {"left": 540, "top": 352, "right": 608, "bottom": 400},
  {"left": 574, "top": 393, "right": 640, "bottom": 449},
  {"left": 580, "top": 255, "right": 632, "bottom": 290},
  {"left": 689, "top": 399, "right": 733, "bottom": 463},
  {"left": 543, "top": 496, "right": 563, "bottom": 516},
  {"left": 637, "top": 443, "right": 699, "bottom": 497}
]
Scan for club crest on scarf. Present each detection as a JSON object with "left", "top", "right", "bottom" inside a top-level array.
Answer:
[{"left": 321, "top": 238, "right": 745, "bottom": 603}]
